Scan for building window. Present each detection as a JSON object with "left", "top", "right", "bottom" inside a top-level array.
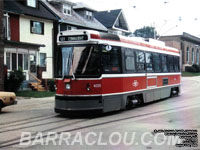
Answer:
[
  {"left": 18, "top": 54, "right": 23, "bottom": 70},
  {"left": 27, "top": 0, "right": 36, "bottom": 8},
  {"left": 6, "top": 53, "right": 30, "bottom": 71},
  {"left": 30, "top": 54, "right": 37, "bottom": 73},
  {"left": 3, "top": 14, "right": 10, "bottom": 40},
  {"left": 24, "top": 54, "right": 29, "bottom": 70},
  {"left": 63, "top": 4, "right": 71, "bottom": 15},
  {"left": 6, "top": 53, "right": 11, "bottom": 70},
  {"left": 86, "top": 11, "right": 93, "bottom": 20},
  {"left": 40, "top": 53, "right": 46, "bottom": 67},
  {"left": 192, "top": 48, "right": 194, "bottom": 64},
  {"left": 60, "top": 24, "right": 77, "bottom": 32},
  {"left": 197, "top": 49, "right": 199, "bottom": 65},
  {"left": 67, "top": 25, "right": 77, "bottom": 30},
  {"left": 186, "top": 47, "right": 189, "bottom": 64},
  {"left": 12, "top": 53, "right": 17, "bottom": 70},
  {"left": 30, "top": 20, "right": 44, "bottom": 35}
]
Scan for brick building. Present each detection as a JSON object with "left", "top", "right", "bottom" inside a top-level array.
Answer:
[
  {"left": 0, "top": 0, "right": 4, "bottom": 91},
  {"left": 160, "top": 32, "right": 200, "bottom": 71}
]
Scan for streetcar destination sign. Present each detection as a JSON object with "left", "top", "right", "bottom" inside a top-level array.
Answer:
[{"left": 59, "top": 35, "right": 88, "bottom": 41}]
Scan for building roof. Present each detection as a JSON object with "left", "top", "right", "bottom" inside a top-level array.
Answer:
[
  {"left": 43, "top": 1, "right": 107, "bottom": 32},
  {"left": 94, "top": 9, "right": 121, "bottom": 28},
  {"left": 73, "top": 2, "right": 96, "bottom": 12},
  {"left": 4, "top": 0, "right": 58, "bottom": 21},
  {"left": 160, "top": 32, "right": 200, "bottom": 44},
  {"left": 94, "top": 9, "right": 130, "bottom": 32},
  {"left": 48, "top": 0, "right": 75, "bottom": 6}
]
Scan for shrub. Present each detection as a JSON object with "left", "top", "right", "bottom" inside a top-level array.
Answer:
[
  {"left": 185, "top": 66, "right": 196, "bottom": 73},
  {"left": 192, "top": 64, "right": 200, "bottom": 72},
  {"left": 47, "top": 79, "right": 55, "bottom": 92},
  {"left": 5, "top": 68, "right": 25, "bottom": 92}
]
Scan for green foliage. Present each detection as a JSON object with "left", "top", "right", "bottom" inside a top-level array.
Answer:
[
  {"left": 185, "top": 64, "right": 200, "bottom": 73},
  {"left": 134, "top": 26, "right": 158, "bottom": 38},
  {"left": 182, "top": 72, "right": 200, "bottom": 77},
  {"left": 16, "top": 91, "right": 55, "bottom": 98},
  {"left": 47, "top": 79, "right": 56, "bottom": 92},
  {"left": 185, "top": 66, "right": 197, "bottom": 73},
  {"left": 5, "top": 68, "right": 25, "bottom": 92},
  {"left": 192, "top": 64, "right": 200, "bottom": 72}
]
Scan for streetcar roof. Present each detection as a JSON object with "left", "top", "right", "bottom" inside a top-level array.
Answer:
[{"left": 57, "top": 30, "right": 180, "bottom": 56}]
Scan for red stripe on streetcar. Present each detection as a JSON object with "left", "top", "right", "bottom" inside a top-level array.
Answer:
[
  {"left": 90, "top": 33, "right": 179, "bottom": 54},
  {"left": 147, "top": 78, "right": 157, "bottom": 87},
  {"left": 90, "top": 34, "right": 101, "bottom": 39},
  {"left": 56, "top": 74, "right": 181, "bottom": 96}
]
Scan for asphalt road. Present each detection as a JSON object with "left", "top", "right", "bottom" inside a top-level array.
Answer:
[{"left": 1, "top": 77, "right": 200, "bottom": 150}]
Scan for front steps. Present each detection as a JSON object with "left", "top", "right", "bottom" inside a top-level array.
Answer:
[
  {"left": 28, "top": 72, "right": 46, "bottom": 91},
  {"left": 29, "top": 82, "right": 46, "bottom": 91}
]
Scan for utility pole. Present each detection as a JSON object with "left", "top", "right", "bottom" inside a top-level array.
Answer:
[{"left": 0, "top": 0, "right": 4, "bottom": 91}]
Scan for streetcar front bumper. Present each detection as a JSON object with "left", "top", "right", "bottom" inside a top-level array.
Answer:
[{"left": 55, "top": 95, "right": 103, "bottom": 112}]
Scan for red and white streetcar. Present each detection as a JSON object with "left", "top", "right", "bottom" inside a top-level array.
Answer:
[{"left": 54, "top": 30, "right": 181, "bottom": 113}]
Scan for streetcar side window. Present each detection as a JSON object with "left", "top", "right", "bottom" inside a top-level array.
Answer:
[
  {"left": 174, "top": 56, "right": 180, "bottom": 72},
  {"left": 153, "top": 53, "right": 161, "bottom": 72},
  {"left": 125, "top": 49, "right": 135, "bottom": 72},
  {"left": 161, "top": 54, "right": 168, "bottom": 72},
  {"left": 145, "top": 52, "right": 154, "bottom": 72},
  {"left": 102, "top": 46, "right": 121, "bottom": 73},
  {"left": 168, "top": 55, "right": 174, "bottom": 72},
  {"left": 136, "top": 51, "right": 145, "bottom": 72}
]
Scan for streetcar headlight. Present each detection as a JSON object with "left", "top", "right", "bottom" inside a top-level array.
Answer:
[{"left": 66, "top": 83, "right": 71, "bottom": 90}]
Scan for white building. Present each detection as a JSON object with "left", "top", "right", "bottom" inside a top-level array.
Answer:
[{"left": 3, "top": 0, "right": 58, "bottom": 89}]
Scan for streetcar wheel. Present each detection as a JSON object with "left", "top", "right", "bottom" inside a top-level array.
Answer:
[
  {"left": 126, "top": 97, "right": 133, "bottom": 109},
  {"left": 170, "top": 88, "right": 179, "bottom": 97},
  {"left": 136, "top": 95, "right": 144, "bottom": 106},
  {"left": 126, "top": 94, "right": 144, "bottom": 109}
]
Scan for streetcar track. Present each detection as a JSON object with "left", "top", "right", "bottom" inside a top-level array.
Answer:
[
  {"left": 0, "top": 114, "right": 56, "bottom": 126},
  {"left": 1, "top": 103, "right": 200, "bottom": 148},
  {"left": 0, "top": 119, "right": 90, "bottom": 147},
  {"left": 0, "top": 118, "right": 70, "bottom": 133},
  {"left": 0, "top": 115, "right": 57, "bottom": 130}
]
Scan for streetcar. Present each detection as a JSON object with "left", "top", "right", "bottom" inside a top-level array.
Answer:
[{"left": 54, "top": 30, "right": 181, "bottom": 114}]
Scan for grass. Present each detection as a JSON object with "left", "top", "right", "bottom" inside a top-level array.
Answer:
[
  {"left": 182, "top": 72, "right": 200, "bottom": 77},
  {"left": 16, "top": 91, "right": 55, "bottom": 98}
]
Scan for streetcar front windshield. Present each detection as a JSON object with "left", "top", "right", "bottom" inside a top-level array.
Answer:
[{"left": 56, "top": 45, "right": 100, "bottom": 78}]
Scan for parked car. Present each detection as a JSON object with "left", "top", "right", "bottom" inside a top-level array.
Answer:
[{"left": 0, "top": 92, "right": 17, "bottom": 113}]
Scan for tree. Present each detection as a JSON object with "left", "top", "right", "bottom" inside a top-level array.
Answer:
[
  {"left": 5, "top": 68, "right": 25, "bottom": 92},
  {"left": 133, "top": 26, "right": 158, "bottom": 39}
]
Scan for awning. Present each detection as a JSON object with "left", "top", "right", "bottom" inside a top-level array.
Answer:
[{"left": 4, "top": 40, "right": 45, "bottom": 50}]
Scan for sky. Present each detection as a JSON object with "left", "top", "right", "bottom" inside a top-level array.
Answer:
[{"left": 71, "top": 0, "right": 200, "bottom": 37}]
